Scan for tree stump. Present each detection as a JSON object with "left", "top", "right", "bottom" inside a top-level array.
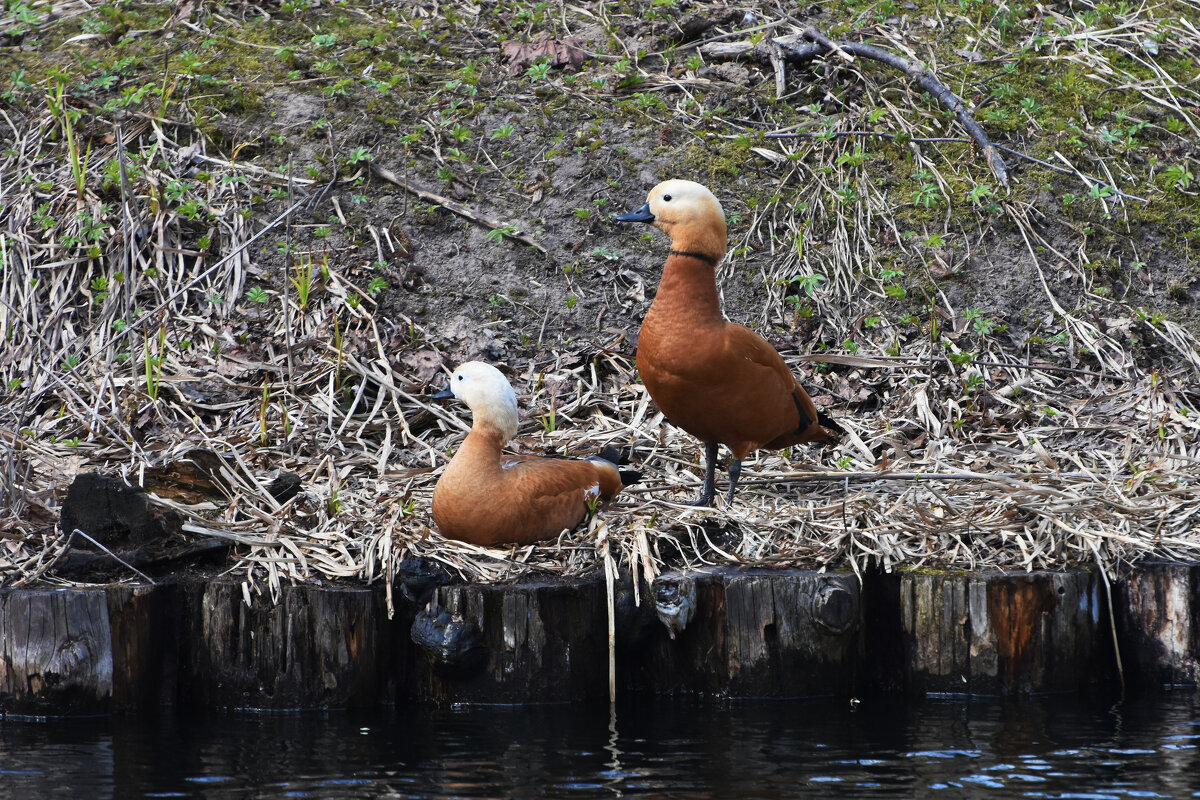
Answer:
[
  {"left": 621, "top": 568, "right": 864, "bottom": 697},
  {"left": 896, "top": 569, "right": 1112, "bottom": 695}
]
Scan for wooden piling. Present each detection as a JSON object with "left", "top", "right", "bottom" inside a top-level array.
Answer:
[
  {"left": 1, "top": 562, "right": 1197, "bottom": 714},
  {"left": 1114, "top": 561, "right": 1200, "bottom": 689},
  {"left": 621, "top": 568, "right": 864, "bottom": 697},
  {"left": 406, "top": 574, "right": 609, "bottom": 704},
  {"left": 0, "top": 585, "right": 169, "bottom": 715},
  {"left": 179, "top": 581, "right": 393, "bottom": 710},
  {"left": 894, "top": 569, "right": 1111, "bottom": 695}
]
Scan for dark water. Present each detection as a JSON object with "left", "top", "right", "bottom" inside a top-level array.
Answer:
[{"left": 3, "top": 693, "right": 1200, "bottom": 799}]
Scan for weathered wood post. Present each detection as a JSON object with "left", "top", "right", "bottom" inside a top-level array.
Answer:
[
  {"left": 180, "top": 581, "right": 391, "bottom": 709},
  {"left": 621, "top": 567, "right": 864, "bottom": 697},
  {"left": 0, "top": 585, "right": 172, "bottom": 715},
  {"left": 406, "top": 574, "right": 610, "bottom": 704},
  {"left": 895, "top": 569, "right": 1113, "bottom": 694},
  {"left": 1115, "top": 561, "right": 1200, "bottom": 688}
]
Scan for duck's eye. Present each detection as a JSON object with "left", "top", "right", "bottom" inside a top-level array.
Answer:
[
  {"left": 456, "top": 374, "right": 464, "bottom": 381},
  {"left": 663, "top": 194, "right": 672, "bottom": 201}
]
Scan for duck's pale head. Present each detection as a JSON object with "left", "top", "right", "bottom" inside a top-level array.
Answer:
[
  {"left": 437, "top": 361, "right": 519, "bottom": 442},
  {"left": 616, "top": 180, "right": 726, "bottom": 253}
]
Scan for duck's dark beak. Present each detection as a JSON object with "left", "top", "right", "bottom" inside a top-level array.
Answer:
[
  {"left": 432, "top": 385, "right": 454, "bottom": 400},
  {"left": 616, "top": 202, "right": 654, "bottom": 223}
]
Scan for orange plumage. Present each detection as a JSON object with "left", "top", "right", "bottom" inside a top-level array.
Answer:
[
  {"left": 431, "top": 362, "right": 639, "bottom": 546},
  {"left": 617, "top": 180, "right": 840, "bottom": 505}
]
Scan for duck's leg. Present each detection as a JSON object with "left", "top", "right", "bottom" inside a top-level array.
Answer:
[
  {"left": 724, "top": 458, "right": 742, "bottom": 506},
  {"left": 688, "top": 441, "right": 719, "bottom": 506}
]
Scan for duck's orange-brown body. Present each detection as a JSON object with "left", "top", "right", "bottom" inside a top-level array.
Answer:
[
  {"left": 618, "top": 180, "right": 839, "bottom": 505},
  {"left": 432, "top": 429, "right": 624, "bottom": 547},
  {"left": 430, "top": 361, "right": 636, "bottom": 547},
  {"left": 638, "top": 250, "right": 831, "bottom": 461}
]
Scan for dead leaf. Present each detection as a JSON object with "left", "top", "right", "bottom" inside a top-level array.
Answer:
[
  {"left": 502, "top": 37, "right": 585, "bottom": 77},
  {"left": 400, "top": 349, "right": 444, "bottom": 383},
  {"left": 167, "top": 0, "right": 198, "bottom": 27}
]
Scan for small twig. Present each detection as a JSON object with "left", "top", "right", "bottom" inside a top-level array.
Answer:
[
  {"left": 308, "top": 126, "right": 340, "bottom": 211},
  {"left": 113, "top": 113, "right": 136, "bottom": 303},
  {"left": 967, "top": 358, "right": 1133, "bottom": 383},
  {"left": 369, "top": 161, "right": 549, "bottom": 256},
  {"left": 992, "top": 145, "right": 1144, "bottom": 202},
  {"left": 801, "top": 25, "right": 857, "bottom": 64},
  {"left": 841, "top": 476, "right": 849, "bottom": 542},
  {"left": 765, "top": 130, "right": 970, "bottom": 145},
  {"left": 623, "top": 470, "right": 1093, "bottom": 496},
  {"left": 284, "top": 154, "right": 296, "bottom": 399},
  {"left": 1089, "top": 538, "right": 1125, "bottom": 693},
  {"left": 676, "top": 19, "right": 787, "bottom": 52}
]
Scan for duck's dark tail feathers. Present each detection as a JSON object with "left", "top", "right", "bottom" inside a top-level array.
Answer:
[
  {"left": 597, "top": 446, "right": 643, "bottom": 487},
  {"left": 597, "top": 445, "right": 627, "bottom": 465},
  {"left": 817, "top": 409, "right": 844, "bottom": 435},
  {"left": 618, "top": 469, "right": 643, "bottom": 487}
]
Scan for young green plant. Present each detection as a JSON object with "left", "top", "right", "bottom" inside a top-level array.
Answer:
[
  {"left": 259, "top": 377, "right": 272, "bottom": 446},
  {"left": 291, "top": 255, "right": 315, "bottom": 309},
  {"left": 46, "top": 81, "right": 91, "bottom": 203},
  {"left": 144, "top": 326, "right": 166, "bottom": 401}
]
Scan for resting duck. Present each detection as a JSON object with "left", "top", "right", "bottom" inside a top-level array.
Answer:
[
  {"left": 431, "top": 361, "right": 640, "bottom": 546},
  {"left": 616, "top": 179, "right": 841, "bottom": 506}
]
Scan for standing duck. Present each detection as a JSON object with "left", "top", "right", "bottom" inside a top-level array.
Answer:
[
  {"left": 431, "top": 361, "right": 640, "bottom": 546},
  {"left": 616, "top": 179, "right": 841, "bottom": 506}
]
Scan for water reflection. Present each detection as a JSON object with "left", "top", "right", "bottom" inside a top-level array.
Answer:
[{"left": 2, "top": 692, "right": 1199, "bottom": 798}]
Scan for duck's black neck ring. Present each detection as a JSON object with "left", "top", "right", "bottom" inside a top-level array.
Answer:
[{"left": 668, "top": 249, "right": 719, "bottom": 266}]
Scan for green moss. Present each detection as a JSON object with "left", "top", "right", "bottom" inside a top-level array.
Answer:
[{"left": 679, "top": 139, "right": 753, "bottom": 179}]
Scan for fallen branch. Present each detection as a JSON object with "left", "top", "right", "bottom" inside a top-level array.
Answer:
[
  {"left": 369, "top": 161, "right": 548, "bottom": 256},
  {"left": 701, "top": 28, "right": 1009, "bottom": 189}
]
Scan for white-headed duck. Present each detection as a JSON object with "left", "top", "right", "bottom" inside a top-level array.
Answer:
[
  {"left": 431, "top": 361, "right": 640, "bottom": 546},
  {"left": 616, "top": 179, "right": 841, "bottom": 506}
]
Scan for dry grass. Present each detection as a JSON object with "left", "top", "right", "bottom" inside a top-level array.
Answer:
[
  {"left": 3, "top": 312, "right": 1197, "bottom": 602},
  {"left": 1, "top": 1, "right": 1199, "bottom": 603}
]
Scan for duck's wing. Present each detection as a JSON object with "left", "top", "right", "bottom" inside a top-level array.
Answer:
[
  {"left": 502, "top": 451, "right": 637, "bottom": 497},
  {"left": 494, "top": 457, "right": 615, "bottom": 539},
  {"left": 504, "top": 456, "right": 611, "bottom": 501},
  {"left": 726, "top": 325, "right": 839, "bottom": 446}
]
